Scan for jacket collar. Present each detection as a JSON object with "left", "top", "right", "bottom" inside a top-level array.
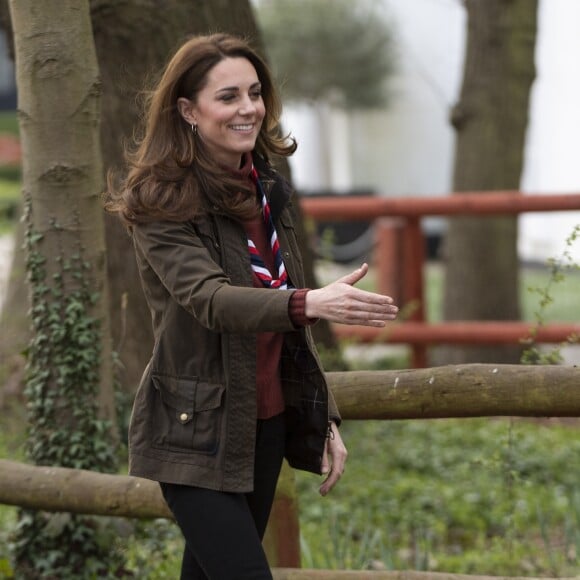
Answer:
[{"left": 252, "top": 153, "right": 292, "bottom": 223}]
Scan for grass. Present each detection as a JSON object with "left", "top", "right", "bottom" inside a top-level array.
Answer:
[
  {"left": 295, "top": 418, "right": 580, "bottom": 575},
  {"left": 424, "top": 262, "right": 580, "bottom": 324},
  {"left": 301, "top": 258, "right": 580, "bottom": 575}
]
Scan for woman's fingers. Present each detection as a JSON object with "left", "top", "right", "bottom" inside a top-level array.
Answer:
[
  {"left": 335, "top": 262, "right": 369, "bottom": 286},
  {"left": 304, "top": 264, "right": 399, "bottom": 325},
  {"left": 319, "top": 423, "right": 348, "bottom": 496},
  {"left": 305, "top": 290, "right": 398, "bottom": 324},
  {"left": 331, "top": 288, "right": 398, "bottom": 325}
]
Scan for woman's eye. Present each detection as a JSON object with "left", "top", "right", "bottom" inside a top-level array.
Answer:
[
  {"left": 250, "top": 91, "right": 262, "bottom": 100},
  {"left": 220, "top": 94, "right": 236, "bottom": 102}
]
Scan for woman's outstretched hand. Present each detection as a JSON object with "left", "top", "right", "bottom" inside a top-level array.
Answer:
[{"left": 305, "top": 263, "right": 398, "bottom": 326}]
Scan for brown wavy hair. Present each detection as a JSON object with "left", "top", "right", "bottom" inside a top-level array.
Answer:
[{"left": 105, "top": 33, "right": 296, "bottom": 224}]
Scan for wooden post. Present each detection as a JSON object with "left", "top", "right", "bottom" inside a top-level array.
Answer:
[
  {"left": 402, "top": 218, "right": 427, "bottom": 367},
  {"left": 374, "top": 218, "right": 404, "bottom": 304},
  {"left": 263, "top": 461, "right": 302, "bottom": 568}
]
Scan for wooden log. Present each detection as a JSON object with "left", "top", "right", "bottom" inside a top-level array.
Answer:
[
  {"left": 327, "top": 364, "right": 580, "bottom": 419},
  {"left": 0, "top": 459, "right": 171, "bottom": 519}
]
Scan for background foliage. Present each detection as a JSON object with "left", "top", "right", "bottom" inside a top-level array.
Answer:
[{"left": 256, "top": 0, "right": 395, "bottom": 108}]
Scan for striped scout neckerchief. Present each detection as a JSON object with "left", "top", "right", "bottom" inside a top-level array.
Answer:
[{"left": 247, "top": 167, "right": 293, "bottom": 290}]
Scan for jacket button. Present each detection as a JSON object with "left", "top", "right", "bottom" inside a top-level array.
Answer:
[
  {"left": 179, "top": 412, "right": 188, "bottom": 422},
  {"left": 283, "top": 251, "right": 290, "bottom": 258}
]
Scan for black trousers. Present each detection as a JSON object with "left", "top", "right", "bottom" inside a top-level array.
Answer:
[{"left": 160, "top": 413, "right": 286, "bottom": 580}]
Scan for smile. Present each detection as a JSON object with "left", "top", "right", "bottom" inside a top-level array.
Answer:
[{"left": 229, "top": 124, "right": 254, "bottom": 131}]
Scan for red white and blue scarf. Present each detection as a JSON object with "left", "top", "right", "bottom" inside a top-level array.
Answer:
[{"left": 247, "top": 167, "right": 293, "bottom": 290}]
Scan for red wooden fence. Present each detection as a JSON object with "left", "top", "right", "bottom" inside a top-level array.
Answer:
[{"left": 300, "top": 191, "right": 580, "bottom": 367}]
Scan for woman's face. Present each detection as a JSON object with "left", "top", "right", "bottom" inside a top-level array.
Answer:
[{"left": 179, "top": 57, "right": 265, "bottom": 169}]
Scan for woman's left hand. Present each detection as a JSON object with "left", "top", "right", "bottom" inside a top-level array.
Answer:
[{"left": 319, "top": 421, "right": 348, "bottom": 496}]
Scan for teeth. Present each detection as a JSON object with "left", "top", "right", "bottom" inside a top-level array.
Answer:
[{"left": 231, "top": 124, "right": 253, "bottom": 131}]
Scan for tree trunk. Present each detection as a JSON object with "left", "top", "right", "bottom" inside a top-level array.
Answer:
[
  {"left": 91, "top": 0, "right": 270, "bottom": 393},
  {"left": 441, "top": 0, "right": 537, "bottom": 365},
  {"left": 92, "top": 0, "right": 260, "bottom": 391},
  {"left": 9, "top": 0, "right": 120, "bottom": 575},
  {"left": 9, "top": 0, "right": 115, "bottom": 441}
]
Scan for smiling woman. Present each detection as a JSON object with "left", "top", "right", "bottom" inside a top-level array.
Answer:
[{"left": 105, "top": 33, "right": 398, "bottom": 579}]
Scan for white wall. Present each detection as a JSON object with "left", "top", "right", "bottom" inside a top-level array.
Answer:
[{"left": 349, "top": 0, "right": 465, "bottom": 198}]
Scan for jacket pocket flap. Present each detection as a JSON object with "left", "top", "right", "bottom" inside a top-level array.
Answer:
[
  {"left": 195, "top": 382, "right": 225, "bottom": 412},
  {"left": 151, "top": 374, "right": 224, "bottom": 413},
  {"left": 152, "top": 374, "right": 195, "bottom": 412}
]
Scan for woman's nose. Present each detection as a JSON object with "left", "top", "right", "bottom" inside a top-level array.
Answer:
[{"left": 239, "top": 97, "right": 257, "bottom": 115}]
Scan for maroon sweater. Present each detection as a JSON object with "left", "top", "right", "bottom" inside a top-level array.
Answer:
[{"left": 236, "top": 155, "right": 313, "bottom": 419}]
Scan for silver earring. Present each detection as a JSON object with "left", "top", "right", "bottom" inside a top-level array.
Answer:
[{"left": 191, "top": 124, "right": 198, "bottom": 136}]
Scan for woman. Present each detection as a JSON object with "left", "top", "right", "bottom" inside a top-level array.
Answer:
[{"left": 107, "top": 33, "right": 398, "bottom": 579}]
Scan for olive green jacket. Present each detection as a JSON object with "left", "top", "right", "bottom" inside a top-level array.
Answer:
[{"left": 128, "top": 158, "right": 340, "bottom": 492}]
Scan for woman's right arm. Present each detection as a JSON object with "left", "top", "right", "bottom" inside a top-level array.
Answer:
[
  {"left": 132, "top": 220, "right": 297, "bottom": 334},
  {"left": 305, "top": 263, "right": 398, "bottom": 327},
  {"left": 134, "top": 222, "right": 397, "bottom": 332}
]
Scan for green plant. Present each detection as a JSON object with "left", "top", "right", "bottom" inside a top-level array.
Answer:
[
  {"left": 521, "top": 224, "right": 580, "bottom": 365},
  {"left": 121, "top": 519, "right": 182, "bottom": 579},
  {"left": 295, "top": 417, "right": 580, "bottom": 575},
  {"left": 10, "top": 201, "right": 122, "bottom": 578}
]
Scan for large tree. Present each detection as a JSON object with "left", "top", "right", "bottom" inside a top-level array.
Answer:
[
  {"left": 8, "top": 0, "right": 120, "bottom": 576},
  {"left": 441, "top": 0, "right": 538, "bottom": 364}
]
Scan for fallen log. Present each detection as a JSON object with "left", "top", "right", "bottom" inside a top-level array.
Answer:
[{"left": 0, "top": 459, "right": 171, "bottom": 518}]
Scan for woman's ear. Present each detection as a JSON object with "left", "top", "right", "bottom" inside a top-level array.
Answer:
[{"left": 177, "top": 97, "right": 196, "bottom": 125}]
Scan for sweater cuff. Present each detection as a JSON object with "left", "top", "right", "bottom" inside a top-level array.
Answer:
[{"left": 288, "top": 288, "right": 318, "bottom": 327}]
